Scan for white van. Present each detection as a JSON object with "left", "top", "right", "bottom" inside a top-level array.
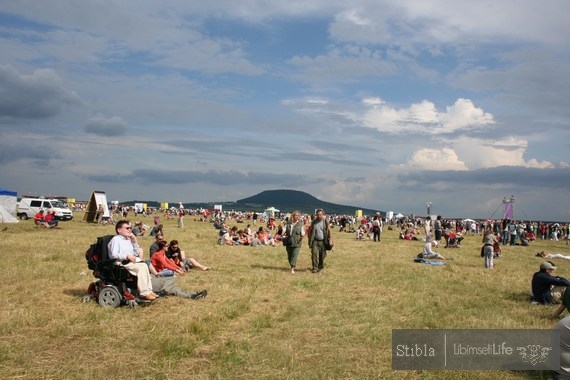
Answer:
[{"left": 17, "top": 198, "right": 74, "bottom": 221}]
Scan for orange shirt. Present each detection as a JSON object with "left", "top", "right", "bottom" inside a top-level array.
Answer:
[{"left": 151, "top": 249, "right": 180, "bottom": 272}]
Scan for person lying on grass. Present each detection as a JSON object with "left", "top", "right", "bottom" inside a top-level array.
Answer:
[{"left": 536, "top": 251, "right": 570, "bottom": 260}]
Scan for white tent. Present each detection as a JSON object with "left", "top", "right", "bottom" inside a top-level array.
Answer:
[
  {"left": 394, "top": 212, "right": 404, "bottom": 219},
  {"left": 0, "top": 188, "right": 19, "bottom": 223},
  {"left": 264, "top": 206, "right": 280, "bottom": 218}
]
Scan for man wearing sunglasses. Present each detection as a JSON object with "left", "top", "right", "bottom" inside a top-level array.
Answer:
[{"left": 108, "top": 220, "right": 158, "bottom": 300}]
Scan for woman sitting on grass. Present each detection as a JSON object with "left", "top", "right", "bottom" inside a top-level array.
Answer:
[
  {"left": 418, "top": 236, "right": 446, "bottom": 260},
  {"left": 151, "top": 241, "right": 185, "bottom": 277},
  {"left": 43, "top": 211, "right": 60, "bottom": 228}
]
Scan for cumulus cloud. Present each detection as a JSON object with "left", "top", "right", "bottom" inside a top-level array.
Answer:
[
  {"left": 361, "top": 97, "right": 494, "bottom": 135},
  {"left": 84, "top": 114, "right": 128, "bottom": 136},
  {"left": 0, "top": 65, "right": 80, "bottom": 120},
  {"left": 450, "top": 136, "right": 553, "bottom": 170},
  {"left": 400, "top": 136, "right": 554, "bottom": 172},
  {"left": 406, "top": 148, "right": 468, "bottom": 171}
]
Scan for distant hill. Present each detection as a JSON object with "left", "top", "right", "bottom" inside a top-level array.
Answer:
[
  {"left": 124, "top": 189, "right": 383, "bottom": 216},
  {"left": 236, "top": 189, "right": 381, "bottom": 216}
]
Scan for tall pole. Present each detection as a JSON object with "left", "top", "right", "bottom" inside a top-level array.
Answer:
[{"left": 503, "top": 196, "right": 514, "bottom": 219}]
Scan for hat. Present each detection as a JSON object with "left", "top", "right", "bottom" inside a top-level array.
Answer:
[{"left": 540, "top": 261, "right": 556, "bottom": 270}]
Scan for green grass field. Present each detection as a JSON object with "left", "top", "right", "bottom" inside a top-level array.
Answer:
[{"left": 0, "top": 213, "right": 568, "bottom": 379}]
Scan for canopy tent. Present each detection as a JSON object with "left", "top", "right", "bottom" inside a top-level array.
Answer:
[
  {"left": 0, "top": 188, "right": 19, "bottom": 223},
  {"left": 394, "top": 212, "right": 404, "bottom": 219},
  {"left": 264, "top": 206, "right": 280, "bottom": 218}
]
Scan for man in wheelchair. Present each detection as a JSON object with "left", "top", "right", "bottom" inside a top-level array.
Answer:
[{"left": 107, "top": 220, "right": 158, "bottom": 301}]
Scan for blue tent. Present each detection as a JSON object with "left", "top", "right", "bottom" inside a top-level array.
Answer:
[{"left": 0, "top": 188, "right": 17, "bottom": 197}]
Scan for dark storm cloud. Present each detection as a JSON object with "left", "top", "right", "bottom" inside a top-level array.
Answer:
[
  {"left": 84, "top": 115, "right": 128, "bottom": 136},
  {"left": 85, "top": 169, "right": 313, "bottom": 187},
  {"left": 0, "top": 65, "right": 80, "bottom": 120},
  {"left": 0, "top": 141, "right": 61, "bottom": 164},
  {"left": 397, "top": 166, "right": 570, "bottom": 190}
]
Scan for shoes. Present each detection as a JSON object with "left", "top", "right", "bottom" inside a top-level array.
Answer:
[
  {"left": 312, "top": 269, "right": 319, "bottom": 273},
  {"left": 190, "top": 290, "right": 208, "bottom": 300},
  {"left": 150, "top": 291, "right": 159, "bottom": 298},
  {"left": 141, "top": 293, "right": 157, "bottom": 300},
  {"left": 291, "top": 268, "right": 295, "bottom": 274}
]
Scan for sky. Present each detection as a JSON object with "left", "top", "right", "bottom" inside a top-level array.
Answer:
[{"left": 1, "top": 1, "right": 569, "bottom": 221}]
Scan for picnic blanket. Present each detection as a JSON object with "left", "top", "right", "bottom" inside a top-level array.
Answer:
[{"left": 414, "top": 257, "right": 446, "bottom": 266}]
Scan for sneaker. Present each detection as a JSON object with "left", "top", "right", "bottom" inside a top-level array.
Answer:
[{"left": 191, "top": 290, "right": 208, "bottom": 300}]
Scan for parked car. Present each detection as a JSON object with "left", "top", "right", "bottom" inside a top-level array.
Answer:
[{"left": 17, "top": 198, "right": 74, "bottom": 220}]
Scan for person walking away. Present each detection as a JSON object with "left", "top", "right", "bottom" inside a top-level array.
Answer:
[{"left": 482, "top": 228, "right": 497, "bottom": 268}]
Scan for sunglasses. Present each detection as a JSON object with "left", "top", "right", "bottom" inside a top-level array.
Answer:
[{"left": 123, "top": 226, "right": 132, "bottom": 230}]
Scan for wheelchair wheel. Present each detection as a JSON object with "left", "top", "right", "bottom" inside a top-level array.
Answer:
[{"left": 98, "top": 286, "right": 122, "bottom": 308}]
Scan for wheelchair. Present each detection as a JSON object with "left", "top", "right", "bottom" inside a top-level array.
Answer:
[{"left": 84, "top": 234, "right": 150, "bottom": 308}]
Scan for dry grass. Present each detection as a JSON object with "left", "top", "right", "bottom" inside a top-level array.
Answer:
[{"left": 0, "top": 214, "right": 568, "bottom": 379}]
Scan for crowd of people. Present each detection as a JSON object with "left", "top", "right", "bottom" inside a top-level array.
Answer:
[
  {"left": 213, "top": 209, "right": 334, "bottom": 274},
  {"left": 78, "top": 205, "right": 570, "bottom": 377}
]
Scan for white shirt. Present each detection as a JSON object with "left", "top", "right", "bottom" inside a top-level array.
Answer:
[{"left": 108, "top": 235, "right": 140, "bottom": 261}]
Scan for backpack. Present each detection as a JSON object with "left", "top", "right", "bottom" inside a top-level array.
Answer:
[{"left": 85, "top": 235, "right": 115, "bottom": 270}]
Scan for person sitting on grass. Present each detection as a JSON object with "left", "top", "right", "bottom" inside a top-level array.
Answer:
[
  {"left": 131, "top": 221, "right": 146, "bottom": 237},
  {"left": 43, "top": 210, "right": 60, "bottom": 228},
  {"left": 166, "top": 240, "right": 211, "bottom": 271},
  {"left": 444, "top": 229, "right": 463, "bottom": 248},
  {"left": 150, "top": 240, "right": 186, "bottom": 277},
  {"left": 531, "top": 261, "right": 570, "bottom": 304},
  {"left": 149, "top": 223, "right": 163, "bottom": 237},
  {"left": 149, "top": 234, "right": 165, "bottom": 258},
  {"left": 257, "top": 227, "right": 275, "bottom": 246},
  {"left": 418, "top": 236, "right": 446, "bottom": 260},
  {"left": 219, "top": 227, "right": 235, "bottom": 245},
  {"left": 34, "top": 210, "right": 51, "bottom": 228},
  {"left": 356, "top": 225, "right": 368, "bottom": 240}
]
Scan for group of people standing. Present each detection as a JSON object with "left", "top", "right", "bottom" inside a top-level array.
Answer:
[{"left": 282, "top": 209, "right": 332, "bottom": 274}]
